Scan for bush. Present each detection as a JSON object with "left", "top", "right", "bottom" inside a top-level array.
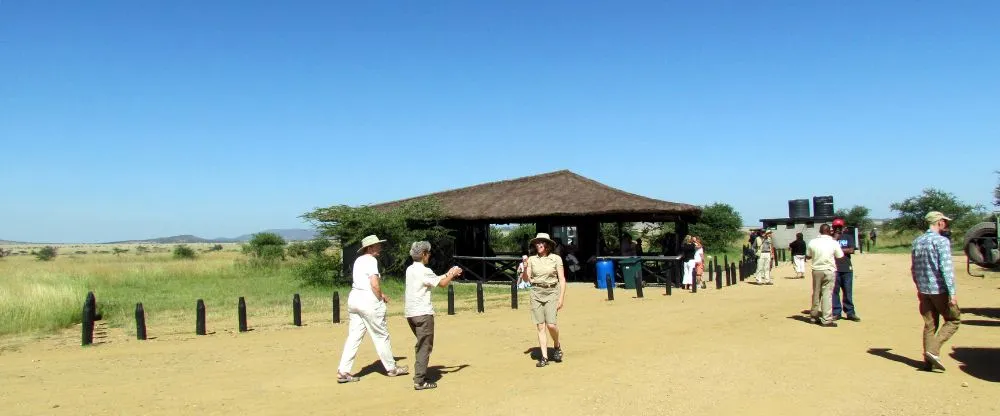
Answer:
[
  {"left": 112, "top": 248, "right": 129, "bottom": 256},
  {"left": 208, "top": 244, "right": 224, "bottom": 252},
  {"left": 35, "top": 246, "right": 57, "bottom": 261},
  {"left": 173, "top": 245, "right": 197, "bottom": 259},
  {"left": 242, "top": 232, "right": 287, "bottom": 267},
  {"left": 689, "top": 203, "right": 744, "bottom": 252},
  {"left": 293, "top": 249, "right": 343, "bottom": 286}
]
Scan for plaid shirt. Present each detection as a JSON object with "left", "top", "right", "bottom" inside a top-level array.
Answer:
[{"left": 911, "top": 230, "right": 955, "bottom": 295}]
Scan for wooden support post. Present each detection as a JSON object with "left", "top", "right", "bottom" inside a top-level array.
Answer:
[
  {"left": 715, "top": 264, "right": 723, "bottom": 289},
  {"left": 332, "top": 291, "right": 340, "bottom": 324},
  {"left": 476, "top": 280, "right": 485, "bottom": 313},
  {"left": 634, "top": 273, "right": 644, "bottom": 298},
  {"left": 135, "top": 302, "right": 147, "bottom": 341},
  {"left": 238, "top": 297, "right": 248, "bottom": 332},
  {"left": 447, "top": 284, "right": 456, "bottom": 315},
  {"left": 510, "top": 279, "right": 518, "bottom": 310},
  {"left": 292, "top": 294, "right": 302, "bottom": 327},
  {"left": 731, "top": 263, "right": 738, "bottom": 285},
  {"left": 196, "top": 299, "right": 206, "bottom": 336}
]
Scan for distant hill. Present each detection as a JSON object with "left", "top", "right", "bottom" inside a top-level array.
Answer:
[{"left": 102, "top": 229, "right": 318, "bottom": 245}]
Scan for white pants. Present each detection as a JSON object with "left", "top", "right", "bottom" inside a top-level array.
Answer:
[
  {"left": 793, "top": 255, "right": 806, "bottom": 274},
  {"left": 682, "top": 260, "right": 696, "bottom": 285},
  {"left": 337, "top": 300, "right": 397, "bottom": 374},
  {"left": 755, "top": 252, "right": 772, "bottom": 283}
]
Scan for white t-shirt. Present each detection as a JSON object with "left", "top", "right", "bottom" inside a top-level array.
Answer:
[
  {"left": 806, "top": 235, "right": 844, "bottom": 272},
  {"left": 694, "top": 248, "right": 704, "bottom": 264},
  {"left": 404, "top": 262, "right": 443, "bottom": 318},
  {"left": 350, "top": 254, "right": 382, "bottom": 306}
]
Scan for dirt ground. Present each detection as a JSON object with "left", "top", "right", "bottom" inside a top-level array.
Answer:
[{"left": 1, "top": 253, "right": 998, "bottom": 416}]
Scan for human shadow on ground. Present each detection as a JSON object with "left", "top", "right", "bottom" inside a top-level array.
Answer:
[
  {"left": 354, "top": 356, "right": 407, "bottom": 377},
  {"left": 951, "top": 347, "right": 1000, "bottom": 382},
  {"left": 867, "top": 348, "right": 925, "bottom": 371},
  {"left": 962, "top": 307, "right": 1000, "bottom": 320},
  {"left": 426, "top": 364, "right": 470, "bottom": 382},
  {"left": 962, "top": 319, "right": 1000, "bottom": 327},
  {"left": 786, "top": 315, "right": 816, "bottom": 325},
  {"left": 523, "top": 347, "right": 562, "bottom": 361}
]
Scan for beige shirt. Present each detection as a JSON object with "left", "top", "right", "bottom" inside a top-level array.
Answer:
[
  {"left": 404, "top": 262, "right": 443, "bottom": 318},
  {"left": 527, "top": 254, "right": 562, "bottom": 286},
  {"left": 806, "top": 235, "right": 844, "bottom": 272}
]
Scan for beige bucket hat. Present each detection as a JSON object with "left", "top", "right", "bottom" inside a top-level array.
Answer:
[
  {"left": 529, "top": 232, "right": 556, "bottom": 246},
  {"left": 357, "top": 234, "right": 387, "bottom": 253}
]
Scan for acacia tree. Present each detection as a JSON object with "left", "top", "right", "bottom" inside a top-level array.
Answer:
[
  {"left": 888, "top": 188, "right": 984, "bottom": 238},
  {"left": 302, "top": 198, "right": 454, "bottom": 275},
  {"left": 688, "top": 203, "right": 744, "bottom": 251},
  {"left": 834, "top": 205, "right": 874, "bottom": 233}
]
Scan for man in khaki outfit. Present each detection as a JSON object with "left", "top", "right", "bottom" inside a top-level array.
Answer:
[
  {"left": 911, "top": 211, "right": 960, "bottom": 371},
  {"left": 806, "top": 224, "right": 844, "bottom": 327},
  {"left": 754, "top": 230, "right": 775, "bottom": 285}
]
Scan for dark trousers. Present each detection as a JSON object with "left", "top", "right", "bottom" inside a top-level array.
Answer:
[
  {"left": 832, "top": 271, "right": 855, "bottom": 317},
  {"left": 406, "top": 315, "right": 435, "bottom": 384}
]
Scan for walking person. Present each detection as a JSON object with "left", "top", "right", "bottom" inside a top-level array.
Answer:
[
  {"left": 870, "top": 228, "right": 878, "bottom": 247},
  {"left": 404, "top": 241, "right": 463, "bottom": 390},
  {"left": 754, "top": 230, "right": 775, "bottom": 285},
  {"left": 680, "top": 235, "right": 697, "bottom": 290},
  {"left": 912, "top": 212, "right": 961, "bottom": 371},
  {"left": 831, "top": 218, "right": 860, "bottom": 321},
  {"left": 520, "top": 233, "right": 567, "bottom": 368},
  {"left": 693, "top": 236, "right": 706, "bottom": 289},
  {"left": 789, "top": 233, "right": 807, "bottom": 279},
  {"left": 337, "top": 235, "right": 408, "bottom": 383},
  {"left": 806, "top": 224, "right": 844, "bottom": 327}
]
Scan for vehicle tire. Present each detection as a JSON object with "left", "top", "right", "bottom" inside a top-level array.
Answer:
[{"left": 963, "top": 222, "right": 998, "bottom": 267}]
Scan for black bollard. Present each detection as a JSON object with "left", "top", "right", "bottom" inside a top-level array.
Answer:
[
  {"left": 238, "top": 297, "right": 248, "bottom": 332},
  {"left": 82, "top": 293, "right": 95, "bottom": 346},
  {"left": 447, "top": 284, "right": 455, "bottom": 315},
  {"left": 476, "top": 280, "right": 485, "bottom": 313},
  {"left": 708, "top": 259, "right": 714, "bottom": 282},
  {"left": 731, "top": 263, "right": 738, "bottom": 285},
  {"left": 606, "top": 273, "right": 615, "bottom": 300},
  {"left": 724, "top": 262, "right": 731, "bottom": 286},
  {"left": 135, "top": 302, "right": 147, "bottom": 341},
  {"left": 634, "top": 273, "right": 644, "bottom": 298},
  {"left": 293, "top": 294, "right": 302, "bottom": 327},
  {"left": 196, "top": 299, "right": 206, "bottom": 336},
  {"left": 715, "top": 264, "right": 723, "bottom": 289},
  {"left": 332, "top": 291, "right": 341, "bottom": 324},
  {"left": 510, "top": 279, "right": 518, "bottom": 310}
]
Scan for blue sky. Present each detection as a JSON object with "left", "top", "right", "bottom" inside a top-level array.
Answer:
[{"left": 1, "top": 1, "right": 998, "bottom": 243}]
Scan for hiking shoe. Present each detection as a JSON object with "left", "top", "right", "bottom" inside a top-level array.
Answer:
[
  {"left": 552, "top": 347, "right": 563, "bottom": 363},
  {"left": 820, "top": 321, "right": 838, "bottom": 328},
  {"left": 846, "top": 315, "right": 861, "bottom": 322},
  {"left": 924, "top": 352, "right": 946, "bottom": 371},
  {"left": 414, "top": 381, "right": 437, "bottom": 390},
  {"left": 536, "top": 359, "right": 548, "bottom": 368}
]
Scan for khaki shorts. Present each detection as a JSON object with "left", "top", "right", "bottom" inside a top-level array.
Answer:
[{"left": 530, "top": 286, "right": 560, "bottom": 325}]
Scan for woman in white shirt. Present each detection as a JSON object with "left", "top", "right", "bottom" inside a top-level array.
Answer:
[
  {"left": 336, "top": 235, "right": 409, "bottom": 383},
  {"left": 404, "top": 241, "right": 462, "bottom": 390}
]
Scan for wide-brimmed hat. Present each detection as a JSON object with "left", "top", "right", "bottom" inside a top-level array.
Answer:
[
  {"left": 529, "top": 232, "right": 556, "bottom": 247},
  {"left": 925, "top": 211, "right": 952, "bottom": 224},
  {"left": 764, "top": 229, "right": 773, "bottom": 235},
  {"left": 357, "top": 234, "right": 387, "bottom": 253}
]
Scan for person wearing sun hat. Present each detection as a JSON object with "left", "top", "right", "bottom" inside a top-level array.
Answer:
[
  {"left": 336, "top": 234, "right": 408, "bottom": 383},
  {"left": 911, "top": 211, "right": 961, "bottom": 372},
  {"left": 519, "top": 232, "right": 567, "bottom": 368},
  {"left": 754, "top": 229, "right": 775, "bottom": 285}
]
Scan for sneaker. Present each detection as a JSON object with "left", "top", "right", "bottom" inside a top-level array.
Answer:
[
  {"left": 924, "top": 352, "right": 946, "bottom": 371},
  {"left": 820, "top": 321, "right": 838, "bottom": 328},
  {"left": 414, "top": 381, "right": 438, "bottom": 390},
  {"left": 536, "top": 358, "right": 548, "bottom": 368},
  {"left": 552, "top": 347, "right": 563, "bottom": 363},
  {"left": 386, "top": 366, "right": 409, "bottom": 377}
]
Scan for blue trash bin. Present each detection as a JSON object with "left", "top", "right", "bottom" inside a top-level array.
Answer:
[{"left": 596, "top": 259, "right": 615, "bottom": 289}]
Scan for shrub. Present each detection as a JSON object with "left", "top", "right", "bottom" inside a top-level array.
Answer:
[
  {"left": 293, "top": 249, "right": 343, "bottom": 286},
  {"left": 209, "top": 244, "right": 224, "bottom": 252},
  {"left": 173, "top": 245, "right": 197, "bottom": 259},
  {"left": 242, "top": 232, "right": 287, "bottom": 267},
  {"left": 112, "top": 248, "right": 129, "bottom": 256},
  {"left": 35, "top": 246, "right": 57, "bottom": 261}
]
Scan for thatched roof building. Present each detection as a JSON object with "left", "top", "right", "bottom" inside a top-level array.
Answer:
[{"left": 373, "top": 170, "right": 701, "bottom": 223}]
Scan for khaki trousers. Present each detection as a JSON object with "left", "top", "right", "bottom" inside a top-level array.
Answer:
[
  {"left": 755, "top": 252, "right": 772, "bottom": 283},
  {"left": 407, "top": 315, "right": 435, "bottom": 384},
  {"left": 810, "top": 270, "right": 835, "bottom": 323},
  {"left": 918, "top": 293, "right": 961, "bottom": 356}
]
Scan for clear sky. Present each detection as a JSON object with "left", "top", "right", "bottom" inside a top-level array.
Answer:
[{"left": 2, "top": 1, "right": 998, "bottom": 243}]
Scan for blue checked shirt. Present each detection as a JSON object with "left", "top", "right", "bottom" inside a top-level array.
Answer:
[{"left": 911, "top": 230, "right": 956, "bottom": 295}]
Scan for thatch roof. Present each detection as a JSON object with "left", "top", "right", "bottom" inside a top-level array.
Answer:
[{"left": 371, "top": 170, "right": 701, "bottom": 222}]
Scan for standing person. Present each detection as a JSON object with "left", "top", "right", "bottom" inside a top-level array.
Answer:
[
  {"left": 680, "top": 235, "right": 697, "bottom": 290},
  {"left": 520, "top": 233, "right": 567, "bottom": 368},
  {"left": 754, "top": 230, "right": 775, "bottom": 285},
  {"left": 635, "top": 238, "right": 644, "bottom": 257},
  {"left": 806, "top": 224, "right": 845, "bottom": 327},
  {"left": 620, "top": 234, "right": 636, "bottom": 256},
  {"left": 831, "top": 218, "right": 860, "bottom": 321},
  {"left": 337, "top": 235, "right": 408, "bottom": 384},
  {"left": 404, "top": 241, "right": 463, "bottom": 390},
  {"left": 912, "top": 211, "right": 961, "bottom": 371},
  {"left": 693, "top": 236, "right": 706, "bottom": 289},
  {"left": 789, "top": 233, "right": 807, "bottom": 278},
  {"left": 870, "top": 228, "right": 878, "bottom": 247}
]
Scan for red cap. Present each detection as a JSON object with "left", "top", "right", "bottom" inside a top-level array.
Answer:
[{"left": 832, "top": 218, "right": 846, "bottom": 227}]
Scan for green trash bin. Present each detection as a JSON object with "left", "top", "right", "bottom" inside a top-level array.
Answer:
[{"left": 620, "top": 258, "right": 642, "bottom": 289}]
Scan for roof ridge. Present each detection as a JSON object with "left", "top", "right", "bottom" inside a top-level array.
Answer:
[{"left": 369, "top": 169, "right": 573, "bottom": 207}]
